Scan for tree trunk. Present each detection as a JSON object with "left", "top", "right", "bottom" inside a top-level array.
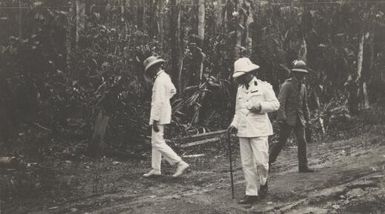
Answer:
[
  {"left": 197, "top": 0, "right": 206, "bottom": 82},
  {"left": 361, "top": 32, "right": 374, "bottom": 110},
  {"left": 88, "top": 110, "right": 110, "bottom": 156},
  {"left": 129, "top": 0, "right": 136, "bottom": 26},
  {"left": 234, "top": 1, "right": 242, "bottom": 60},
  {"left": 224, "top": 0, "right": 234, "bottom": 34},
  {"left": 75, "top": 0, "right": 79, "bottom": 45},
  {"left": 136, "top": 0, "right": 145, "bottom": 30},
  {"left": 197, "top": 0, "right": 205, "bottom": 47},
  {"left": 244, "top": 0, "right": 254, "bottom": 53},
  {"left": 170, "top": 0, "right": 177, "bottom": 79},
  {"left": 177, "top": 6, "right": 184, "bottom": 94},
  {"left": 222, "top": 0, "right": 228, "bottom": 32},
  {"left": 148, "top": 0, "right": 156, "bottom": 38},
  {"left": 170, "top": 0, "right": 182, "bottom": 89},
  {"left": 214, "top": 0, "right": 223, "bottom": 31},
  {"left": 142, "top": 0, "right": 146, "bottom": 31},
  {"left": 158, "top": 0, "right": 165, "bottom": 51},
  {"left": 362, "top": 82, "right": 370, "bottom": 109},
  {"left": 356, "top": 33, "right": 365, "bottom": 83},
  {"left": 75, "top": 0, "right": 85, "bottom": 49},
  {"left": 357, "top": 33, "right": 370, "bottom": 110},
  {"left": 346, "top": 33, "right": 365, "bottom": 115},
  {"left": 199, "top": 52, "right": 206, "bottom": 82},
  {"left": 66, "top": 1, "right": 75, "bottom": 72},
  {"left": 192, "top": 48, "right": 206, "bottom": 124},
  {"left": 0, "top": 73, "right": 14, "bottom": 148},
  {"left": 18, "top": 0, "right": 22, "bottom": 38},
  {"left": 299, "top": 38, "right": 307, "bottom": 62}
]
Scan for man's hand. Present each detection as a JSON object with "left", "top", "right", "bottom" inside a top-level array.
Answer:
[
  {"left": 277, "top": 113, "right": 288, "bottom": 125},
  {"left": 152, "top": 120, "right": 160, "bottom": 132},
  {"left": 249, "top": 103, "right": 262, "bottom": 114},
  {"left": 227, "top": 125, "right": 238, "bottom": 134},
  {"left": 277, "top": 119, "right": 287, "bottom": 126}
]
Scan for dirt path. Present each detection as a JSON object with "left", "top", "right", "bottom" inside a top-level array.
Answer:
[{"left": 9, "top": 125, "right": 385, "bottom": 214}]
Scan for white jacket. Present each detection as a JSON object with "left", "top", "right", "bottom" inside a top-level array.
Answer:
[
  {"left": 150, "top": 70, "right": 176, "bottom": 125},
  {"left": 231, "top": 77, "right": 280, "bottom": 137}
]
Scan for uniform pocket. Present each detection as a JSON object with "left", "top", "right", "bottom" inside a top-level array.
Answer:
[{"left": 247, "top": 114, "right": 269, "bottom": 133}]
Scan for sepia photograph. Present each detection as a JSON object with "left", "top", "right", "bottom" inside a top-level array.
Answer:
[{"left": 0, "top": 0, "right": 385, "bottom": 213}]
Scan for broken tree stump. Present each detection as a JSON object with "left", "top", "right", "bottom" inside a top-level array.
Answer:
[{"left": 88, "top": 110, "right": 110, "bottom": 157}]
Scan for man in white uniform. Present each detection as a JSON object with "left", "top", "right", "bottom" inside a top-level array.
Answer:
[
  {"left": 143, "top": 56, "right": 189, "bottom": 178},
  {"left": 228, "top": 57, "right": 279, "bottom": 204}
]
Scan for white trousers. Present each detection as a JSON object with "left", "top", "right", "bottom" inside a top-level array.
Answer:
[
  {"left": 151, "top": 125, "right": 182, "bottom": 173},
  {"left": 239, "top": 137, "right": 269, "bottom": 196}
]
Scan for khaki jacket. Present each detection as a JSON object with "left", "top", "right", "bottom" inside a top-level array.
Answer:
[
  {"left": 149, "top": 70, "right": 176, "bottom": 125},
  {"left": 231, "top": 77, "right": 280, "bottom": 138},
  {"left": 276, "top": 77, "right": 310, "bottom": 126}
]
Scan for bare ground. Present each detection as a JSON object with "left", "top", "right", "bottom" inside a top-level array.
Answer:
[{"left": 3, "top": 125, "right": 385, "bottom": 214}]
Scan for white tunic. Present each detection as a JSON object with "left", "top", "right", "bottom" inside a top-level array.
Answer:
[
  {"left": 149, "top": 70, "right": 176, "bottom": 125},
  {"left": 231, "top": 77, "right": 280, "bottom": 137}
]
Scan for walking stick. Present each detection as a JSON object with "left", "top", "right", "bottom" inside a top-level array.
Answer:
[{"left": 227, "top": 131, "right": 235, "bottom": 199}]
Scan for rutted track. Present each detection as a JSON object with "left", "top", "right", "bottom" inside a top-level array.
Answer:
[{"left": 7, "top": 126, "right": 385, "bottom": 214}]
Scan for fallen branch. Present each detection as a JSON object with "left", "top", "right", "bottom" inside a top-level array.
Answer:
[
  {"left": 182, "top": 154, "right": 205, "bottom": 158},
  {"left": 175, "top": 130, "right": 226, "bottom": 142},
  {"left": 144, "top": 130, "right": 227, "bottom": 148},
  {"left": 174, "top": 130, "right": 226, "bottom": 148},
  {"left": 180, "top": 137, "right": 221, "bottom": 148},
  {"left": 34, "top": 122, "right": 52, "bottom": 132}
]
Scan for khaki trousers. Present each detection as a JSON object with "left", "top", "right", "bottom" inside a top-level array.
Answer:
[{"left": 269, "top": 121, "right": 309, "bottom": 170}]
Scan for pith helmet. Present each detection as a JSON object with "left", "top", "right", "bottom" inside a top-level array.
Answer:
[
  {"left": 233, "top": 57, "right": 260, "bottom": 78},
  {"left": 291, "top": 60, "right": 308, "bottom": 73},
  {"left": 143, "top": 56, "right": 165, "bottom": 72}
]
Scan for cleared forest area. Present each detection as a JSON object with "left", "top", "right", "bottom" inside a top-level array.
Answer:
[{"left": 0, "top": 0, "right": 385, "bottom": 213}]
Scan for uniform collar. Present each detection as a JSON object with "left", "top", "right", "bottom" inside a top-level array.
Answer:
[
  {"left": 242, "top": 77, "right": 258, "bottom": 90},
  {"left": 154, "top": 70, "right": 164, "bottom": 81},
  {"left": 248, "top": 77, "right": 256, "bottom": 86},
  {"left": 291, "top": 76, "right": 301, "bottom": 83}
]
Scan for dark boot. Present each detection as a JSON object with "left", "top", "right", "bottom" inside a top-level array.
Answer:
[
  {"left": 299, "top": 167, "right": 315, "bottom": 173},
  {"left": 268, "top": 161, "right": 272, "bottom": 172},
  {"left": 259, "top": 181, "right": 268, "bottom": 199},
  {"left": 238, "top": 195, "right": 259, "bottom": 204}
]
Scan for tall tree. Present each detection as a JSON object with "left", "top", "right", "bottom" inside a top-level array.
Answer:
[
  {"left": 157, "top": 0, "right": 166, "bottom": 50},
  {"left": 197, "top": 0, "right": 205, "bottom": 47},
  {"left": 234, "top": 0, "right": 243, "bottom": 60},
  {"left": 214, "top": 0, "right": 223, "bottom": 30},
  {"left": 170, "top": 0, "right": 183, "bottom": 92},
  {"left": 356, "top": 33, "right": 368, "bottom": 110},
  {"left": 75, "top": 0, "right": 86, "bottom": 48},
  {"left": 66, "top": 0, "right": 75, "bottom": 72},
  {"left": 244, "top": 0, "right": 254, "bottom": 53},
  {"left": 18, "top": 0, "right": 22, "bottom": 37}
]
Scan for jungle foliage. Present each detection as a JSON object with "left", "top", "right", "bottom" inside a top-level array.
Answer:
[{"left": 0, "top": 0, "right": 384, "bottom": 157}]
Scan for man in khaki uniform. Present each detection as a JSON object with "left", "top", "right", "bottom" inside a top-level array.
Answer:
[
  {"left": 228, "top": 57, "right": 280, "bottom": 204},
  {"left": 269, "top": 60, "right": 314, "bottom": 173},
  {"left": 143, "top": 56, "right": 189, "bottom": 178}
]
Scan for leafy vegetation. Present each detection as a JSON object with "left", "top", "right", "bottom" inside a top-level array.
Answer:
[{"left": 0, "top": 0, "right": 384, "bottom": 159}]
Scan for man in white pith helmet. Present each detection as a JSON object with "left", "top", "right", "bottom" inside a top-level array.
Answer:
[
  {"left": 142, "top": 56, "right": 189, "bottom": 178},
  {"left": 228, "top": 57, "right": 280, "bottom": 204}
]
